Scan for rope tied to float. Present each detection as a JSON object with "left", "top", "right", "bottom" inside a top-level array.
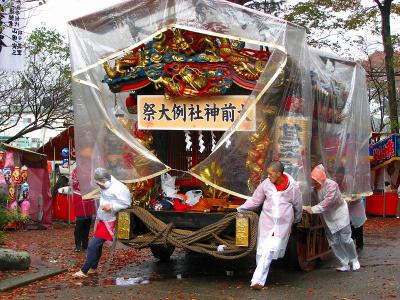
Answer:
[{"left": 121, "top": 206, "right": 259, "bottom": 260}]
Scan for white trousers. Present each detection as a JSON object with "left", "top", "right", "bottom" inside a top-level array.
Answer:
[
  {"left": 325, "top": 224, "right": 358, "bottom": 266},
  {"left": 251, "top": 252, "right": 273, "bottom": 286}
]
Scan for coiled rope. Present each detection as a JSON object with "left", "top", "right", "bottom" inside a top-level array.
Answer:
[{"left": 122, "top": 206, "right": 259, "bottom": 260}]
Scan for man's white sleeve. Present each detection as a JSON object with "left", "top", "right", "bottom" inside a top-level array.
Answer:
[{"left": 111, "top": 186, "right": 132, "bottom": 213}]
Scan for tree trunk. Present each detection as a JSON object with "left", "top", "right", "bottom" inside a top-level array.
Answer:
[{"left": 380, "top": 0, "right": 398, "bottom": 132}]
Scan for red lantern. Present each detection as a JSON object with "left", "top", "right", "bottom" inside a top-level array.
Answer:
[
  {"left": 0, "top": 150, "right": 5, "bottom": 168},
  {"left": 125, "top": 93, "right": 137, "bottom": 114}
]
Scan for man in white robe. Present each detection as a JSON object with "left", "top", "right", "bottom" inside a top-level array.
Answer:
[
  {"left": 304, "top": 165, "right": 360, "bottom": 271},
  {"left": 73, "top": 168, "right": 131, "bottom": 278},
  {"left": 237, "top": 161, "right": 303, "bottom": 289}
]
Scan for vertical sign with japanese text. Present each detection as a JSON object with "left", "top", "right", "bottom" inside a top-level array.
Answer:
[
  {"left": 0, "top": 0, "right": 25, "bottom": 72},
  {"left": 273, "top": 116, "right": 308, "bottom": 179},
  {"left": 137, "top": 95, "right": 255, "bottom": 131}
]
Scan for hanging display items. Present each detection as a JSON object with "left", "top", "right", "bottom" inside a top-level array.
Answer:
[
  {"left": 3, "top": 167, "right": 12, "bottom": 185},
  {"left": 0, "top": 148, "right": 30, "bottom": 216},
  {"left": 21, "top": 165, "right": 28, "bottom": 183},
  {"left": 12, "top": 166, "right": 22, "bottom": 184},
  {"left": 61, "top": 148, "right": 69, "bottom": 167}
]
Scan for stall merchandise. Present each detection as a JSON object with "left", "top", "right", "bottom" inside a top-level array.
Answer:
[
  {"left": 0, "top": 143, "right": 52, "bottom": 227},
  {"left": 368, "top": 134, "right": 400, "bottom": 217}
]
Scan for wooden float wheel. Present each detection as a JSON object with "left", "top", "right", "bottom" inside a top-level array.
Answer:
[
  {"left": 150, "top": 244, "right": 175, "bottom": 261},
  {"left": 296, "top": 230, "right": 317, "bottom": 271}
]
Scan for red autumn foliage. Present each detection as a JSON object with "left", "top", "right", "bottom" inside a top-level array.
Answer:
[{"left": 0, "top": 223, "right": 151, "bottom": 299}]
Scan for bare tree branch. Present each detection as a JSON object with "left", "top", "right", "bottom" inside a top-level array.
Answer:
[{"left": 0, "top": 27, "right": 72, "bottom": 143}]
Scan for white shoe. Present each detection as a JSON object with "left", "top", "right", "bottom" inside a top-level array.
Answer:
[
  {"left": 336, "top": 265, "right": 350, "bottom": 272},
  {"left": 351, "top": 259, "right": 360, "bottom": 271}
]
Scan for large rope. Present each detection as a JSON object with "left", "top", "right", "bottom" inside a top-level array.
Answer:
[{"left": 123, "top": 206, "right": 259, "bottom": 260}]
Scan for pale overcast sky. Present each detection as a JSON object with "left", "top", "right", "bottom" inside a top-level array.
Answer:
[
  {"left": 26, "top": 0, "right": 127, "bottom": 36},
  {"left": 27, "top": 0, "right": 399, "bottom": 56}
]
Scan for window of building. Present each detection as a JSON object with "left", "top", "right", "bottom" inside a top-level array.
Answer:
[{"left": 23, "top": 118, "right": 32, "bottom": 124}]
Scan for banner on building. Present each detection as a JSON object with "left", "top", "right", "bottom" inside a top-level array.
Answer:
[
  {"left": 137, "top": 95, "right": 255, "bottom": 131},
  {"left": 371, "top": 134, "right": 400, "bottom": 169},
  {"left": 0, "top": 0, "right": 26, "bottom": 72}
]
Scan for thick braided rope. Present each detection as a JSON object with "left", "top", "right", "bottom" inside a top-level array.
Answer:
[{"left": 123, "top": 206, "right": 259, "bottom": 260}]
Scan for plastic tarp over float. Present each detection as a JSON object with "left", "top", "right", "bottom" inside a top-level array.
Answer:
[{"left": 67, "top": 0, "right": 372, "bottom": 202}]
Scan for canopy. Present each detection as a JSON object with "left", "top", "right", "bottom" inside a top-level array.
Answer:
[
  {"left": 2, "top": 143, "right": 47, "bottom": 168},
  {"left": 67, "top": 0, "right": 371, "bottom": 200},
  {"left": 36, "top": 126, "right": 74, "bottom": 161}
]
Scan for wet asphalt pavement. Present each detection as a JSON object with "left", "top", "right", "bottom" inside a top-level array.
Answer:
[{"left": 32, "top": 217, "right": 400, "bottom": 300}]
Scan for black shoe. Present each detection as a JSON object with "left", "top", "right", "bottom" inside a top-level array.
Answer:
[{"left": 75, "top": 247, "right": 82, "bottom": 252}]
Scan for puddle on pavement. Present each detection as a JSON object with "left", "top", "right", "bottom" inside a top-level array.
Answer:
[
  {"left": 34, "top": 249, "right": 255, "bottom": 291},
  {"left": 36, "top": 283, "right": 69, "bottom": 293},
  {"left": 74, "top": 276, "right": 150, "bottom": 287}
]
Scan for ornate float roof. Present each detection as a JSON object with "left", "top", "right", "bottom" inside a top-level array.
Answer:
[{"left": 102, "top": 27, "right": 271, "bottom": 97}]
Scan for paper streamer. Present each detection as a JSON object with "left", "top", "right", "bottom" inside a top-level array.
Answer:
[
  {"left": 198, "top": 131, "right": 205, "bottom": 153},
  {"left": 184, "top": 130, "right": 192, "bottom": 151},
  {"left": 211, "top": 131, "right": 216, "bottom": 152}
]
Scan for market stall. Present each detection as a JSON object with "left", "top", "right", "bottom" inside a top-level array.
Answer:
[
  {"left": 368, "top": 134, "right": 400, "bottom": 217},
  {"left": 0, "top": 143, "right": 52, "bottom": 227},
  {"left": 37, "top": 126, "right": 75, "bottom": 222}
]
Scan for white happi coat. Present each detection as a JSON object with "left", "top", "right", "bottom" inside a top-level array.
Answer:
[
  {"left": 239, "top": 173, "right": 303, "bottom": 259},
  {"left": 95, "top": 176, "right": 131, "bottom": 238},
  {"left": 311, "top": 178, "right": 350, "bottom": 234}
]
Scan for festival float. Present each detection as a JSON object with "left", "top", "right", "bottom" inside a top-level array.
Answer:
[{"left": 67, "top": 0, "right": 371, "bottom": 269}]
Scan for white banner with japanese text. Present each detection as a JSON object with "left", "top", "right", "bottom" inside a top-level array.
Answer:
[
  {"left": 137, "top": 95, "right": 256, "bottom": 131},
  {"left": 0, "top": 0, "right": 25, "bottom": 72}
]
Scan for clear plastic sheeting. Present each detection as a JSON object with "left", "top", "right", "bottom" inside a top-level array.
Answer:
[
  {"left": 68, "top": 0, "right": 371, "bottom": 200},
  {"left": 190, "top": 25, "right": 313, "bottom": 199},
  {"left": 309, "top": 49, "right": 372, "bottom": 197}
]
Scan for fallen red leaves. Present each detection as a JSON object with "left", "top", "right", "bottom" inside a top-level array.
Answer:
[
  {"left": 0, "top": 222, "right": 149, "bottom": 299},
  {"left": 363, "top": 217, "right": 399, "bottom": 232}
]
